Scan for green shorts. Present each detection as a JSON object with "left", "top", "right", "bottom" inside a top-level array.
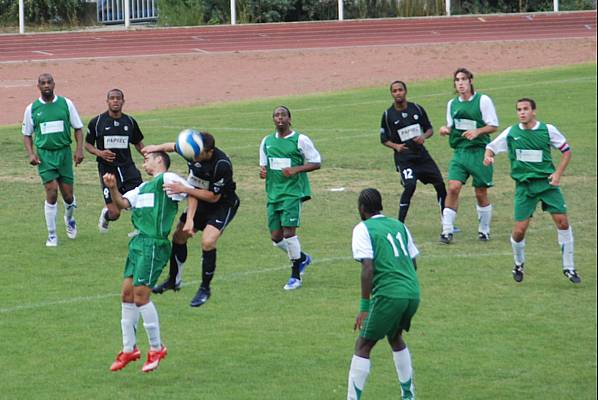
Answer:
[
  {"left": 267, "top": 198, "right": 302, "bottom": 232},
  {"left": 360, "top": 296, "right": 419, "bottom": 341},
  {"left": 124, "top": 235, "right": 171, "bottom": 287},
  {"left": 37, "top": 147, "right": 74, "bottom": 185},
  {"left": 448, "top": 148, "right": 493, "bottom": 188},
  {"left": 514, "top": 179, "right": 567, "bottom": 221}
]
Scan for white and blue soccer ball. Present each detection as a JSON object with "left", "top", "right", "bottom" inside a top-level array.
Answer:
[{"left": 175, "top": 129, "right": 204, "bottom": 162}]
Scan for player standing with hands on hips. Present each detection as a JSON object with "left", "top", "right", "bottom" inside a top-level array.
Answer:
[
  {"left": 22, "top": 73, "right": 84, "bottom": 247},
  {"left": 484, "top": 98, "right": 580, "bottom": 284},
  {"left": 347, "top": 188, "right": 420, "bottom": 400},
  {"left": 260, "top": 105, "right": 321, "bottom": 290},
  {"left": 439, "top": 68, "right": 498, "bottom": 244},
  {"left": 380, "top": 80, "right": 447, "bottom": 225},
  {"left": 85, "top": 89, "right": 145, "bottom": 233}
]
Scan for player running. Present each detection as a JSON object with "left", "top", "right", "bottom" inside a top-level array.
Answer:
[
  {"left": 484, "top": 98, "right": 580, "bottom": 284},
  {"left": 347, "top": 188, "right": 420, "bottom": 400},
  {"left": 85, "top": 89, "right": 145, "bottom": 233},
  {"left": 380, "top": 80, "right": 447, "bottom": 225}
]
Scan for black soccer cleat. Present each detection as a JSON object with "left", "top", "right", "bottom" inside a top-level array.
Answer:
[
  {"left": 478, "top": 232, "right": 490, "bottom": 241},
  {"left": 190, "top": 286, "right": 211, "bottom": 307},
  {"left": 152, "top": 278, "right": 182, "bottom": 294},
  {"left": 512, "top": 263, "right": 524, "bottom": 283},
  {"left": 439, "top": 233, "right": 453, "bottom": 245},
  {"left": 563, "top": 269, "right": 581, "bottom": 284}
]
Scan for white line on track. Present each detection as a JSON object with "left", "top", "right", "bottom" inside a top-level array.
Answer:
[
  {"left": 1, "top": 252, "right": 519, "bottom": 314},
  {"left": 31, "top": 50, "right": 53, "bottom": 55}
]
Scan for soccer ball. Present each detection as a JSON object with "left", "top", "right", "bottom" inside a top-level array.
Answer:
[{"left": 175, "top": 129, "right": 204, "bottom": 162}]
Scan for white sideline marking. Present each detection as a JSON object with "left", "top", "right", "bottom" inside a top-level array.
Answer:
[
  {"left": 193, "top": 48, "right": 210, "bottom": 54},
  {"left": 32, "top": 50, "right": 54, "bottom": 56},
  {"left": 0, "top": 253, "right": 516, "bottom": 314}
]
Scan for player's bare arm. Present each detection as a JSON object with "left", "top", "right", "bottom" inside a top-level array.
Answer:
[
  {"left": 134, "top": 141, "right": 145, "bottom": 155},
  {"left": 463, "top": 125, "right": 497, "bottom": 141},
  {"left": 483, "top": 149, "right": 496, "bottom": 166},
  {"left": 354, "top": 258, "right": 374, "bottom": 331},
  {"left": 73, "top": 128, "right": 85, "bottom": 166},
  {"left": 182, "top": 196, "right": 198, "bottom": 236},
  {"left": 23, "top": 136, "right": 40, "bottom": 165},
  {"left": 142, "top": 142, "right": 176, "bottom": 155},
  {"left": 282, "top": 162, "right": 321, "bottom": 177},
  {"left": 85, "top": 142, "right": 116, "bottom": 162},
  {"left": 164, "top": 182, "right": 222, "bottom": 203},
  {"left": 259, "top": 166, "right": 267, "bottom": 179},
  {"left": 549, "top": 149, "right": 572, "bottom": 186},
  {"left": 102, "top": 173, "right": 131, "bottom": 209},
  {"left": 439, "top": 126, "right": 451, "bottom": 136},
  {"left": 382, "top": 140, "right": 407, "bottom": 152},
  {"left": 412, "top": 128, "right": 433, "bottom": 145}
]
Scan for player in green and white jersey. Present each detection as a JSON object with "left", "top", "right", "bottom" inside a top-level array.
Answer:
[
  {"left": 22, "top": 73, "right": 84, "bottom": 247},
  {"left": 439, "top": 68, "right": 498, "bottom": 244},
  {"left": 104, "top": 151, "right": 197, "bottom": 372},
  {"left": 484, "top": 98, "right": 580, "bottom": 284},
  {"left": 259, "top": 106, "right": 321, "bottom": 290},
  {"left": 347, "top": 188, "right": 420, "bottom": 400}
]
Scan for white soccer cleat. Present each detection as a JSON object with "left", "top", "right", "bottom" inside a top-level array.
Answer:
[
  {"left": 98, "top": 207, "right": 109, "bottom": 233},
  {"left": 64, "top": 216, "right": 77, "bottom": 239},
  {"left": 46, "top": 234, "right": 58, "bottom": 247},
  {"left": 283, "top": 277, "right": 302, "bottom": 291}
]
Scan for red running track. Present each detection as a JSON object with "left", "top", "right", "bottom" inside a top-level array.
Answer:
[{"left": 0, "top": 11, "right": 595, "bottom": 62}]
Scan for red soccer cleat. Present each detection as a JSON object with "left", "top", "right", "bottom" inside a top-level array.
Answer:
[
  {"left": 142, "top": 345, "right": 168, "bottom": 373},
  {"left": 110, "top": 347, "right": 141, "bottom": 371}
]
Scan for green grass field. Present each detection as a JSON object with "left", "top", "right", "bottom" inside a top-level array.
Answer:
[{"left": 0, "top": 64, "right": 595, "bottom": 400}]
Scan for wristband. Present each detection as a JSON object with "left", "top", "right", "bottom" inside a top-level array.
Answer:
[{"left": 359, "top": 298, "right": 370, "bottom": 313}]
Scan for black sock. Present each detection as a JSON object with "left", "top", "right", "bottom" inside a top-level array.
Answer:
[
  {"left": 291, "top": 259, "right": 301, "bottom": 279},
  {"left": 169, "top": 242, "right": 187, "bottom": 281},
  {"left": 201, "top": 249, "right": 217, "bottom": 290}
]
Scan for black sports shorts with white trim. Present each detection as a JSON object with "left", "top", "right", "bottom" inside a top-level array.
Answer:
[
  {"left": 180, "top": 195, "right": 240, "bottom": 232},
  {"left": 98, "top": 163, "right": 143, "bottom": 204},
  {"left": 396, "top": 155, "right": 444, "bottom": 187}
]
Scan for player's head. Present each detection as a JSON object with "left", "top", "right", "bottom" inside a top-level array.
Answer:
[
  {"left": 358, "top": 188, "right": 383, "bottom": 220},
  {"left": 390, "top": 80, "right": 408, "bottom": 104},
  {"left": 143, "top": 151, "right": 171, "bottom": 175},
  {"left": 516, "top": 98, "right": 537, "bottom": 124},
  {"left": 453, "top": 67, "right": 474, "bottom": 95},
  {"left": 37, "top": 73, "right": 55, "bottom": 98},
  {"left": 273, "top": 106, "right": 292, "bottom": 133},
  {"left": 106, "top": 89, "right": 125, "bottom": 113},
  {"left": 194, "top": 132, "right": 215, "bottom": 162}
]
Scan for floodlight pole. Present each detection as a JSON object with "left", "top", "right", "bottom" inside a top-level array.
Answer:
[
  {"left": 19, "top": 0, "right": 25, "bottom": 34},
  {"left": 231, "top": 0, "right": 236, "bottom": 25},
  {"left": 554, "top": 0, "right": 559, "bottom": 11},
  {"left": 124, "top": 0, "right": 130, "bottom": 28},
  {"left": 445, "top": 0, "right": 451, "bottom": 16},
  {"left": 338, "top": 0, "right": 343, "bottom": 21}
]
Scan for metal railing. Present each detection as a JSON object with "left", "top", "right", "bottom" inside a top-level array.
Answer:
[{"left": 97, "top": 0, "right": 158, "bottom": 24}]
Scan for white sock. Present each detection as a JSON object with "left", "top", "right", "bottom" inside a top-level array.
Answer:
[
  {"left": 121, "top": 302, "right": 139, "bottom": 352},
  {"left": 347, "top": 355, "right": 370, "bottom": 400},
  {"left": 64, "top": 196, "right": 76, "bottom": 221},
  {"left": 285, "top": 235, "right": 302, "bottom": 260},
  {"left": 174, "top": 255, "right": 185, "bottom": 285},
  {"left": 393, "top": 348, "right": 415, "bottom": 398},
  {"left": 442, "top": 208, "right": 457, "bottom": 235},
  {"left": 273, "top": 240, "right": 289, "bottom": 253},
  {"left": 510, "top": 236, "right": 525, "bottom": 266},
  {"left": 557, "top": 227, "right": 575, "bottom": 270},
  {"left": 44, "top": 201, "right": 57, "bottom": 235},
  {"left": 138, "top": 302, "right": 161, "bottom": 350},
  {"left": 477, "top": 204, "right": 492, "bottom": 234}
]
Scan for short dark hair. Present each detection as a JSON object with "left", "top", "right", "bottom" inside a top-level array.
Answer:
[
  {"left": 38, "top": 73, "right": 54, "bottom": 83},
  {"left": 516, "top": 97, "right": 536, "bottom": 110},
  {"left": 389, "top": 80, "right": 407, "bottom": 92},
  {"left": 453, "top": 67, "right": 475, "bottom": 93},
  {"left": 358, "top": 188, "right": 383, "bottom": 214},
  {"left": 200, "top": 132, "right": 215, "bottom": 152},
  {"left": 273, "top": 105, "right": 291, "bottom": 119},
  {"left": 107, "top": 88, "right": 124, "bottom": 99},
  {"left": 152, "top": 151, "right": 171, "bottom": 170}
]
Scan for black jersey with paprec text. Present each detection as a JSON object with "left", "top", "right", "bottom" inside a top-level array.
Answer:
[
  {"left": 186, "top": 147, "right": 238, "bottom": 207},
  {"left": 86, "top": 112, "right": 144, "bottom": 166},
  {"left": 380, "top": 102, "right": 433, "bottom": 163}
]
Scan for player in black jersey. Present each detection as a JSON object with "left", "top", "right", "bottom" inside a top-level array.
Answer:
[
  {"left": 85, "top": 89, "right": 144, "bottom": 233},
  {"left": 142, "top": 132, "right": 240, "bottom": 308},
  {"left": 380, "top": 81, "right": 447, "bottom": 224}
]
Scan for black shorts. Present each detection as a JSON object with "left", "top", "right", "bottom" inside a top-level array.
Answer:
[
  {"left": 180, "top": 195, "right": 240, "bottom": 232},
  {"left": 98, "top": 163, "right": 143, "bottom": 204},
  {"left": 396, "top": 155, "right": 444, "bottom": 187}
]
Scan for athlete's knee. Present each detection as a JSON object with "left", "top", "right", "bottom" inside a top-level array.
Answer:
[
  {"left": 172, "top": 224, "right": 191, "bottom": 244},
  {"left": 447, "top": 182, "right": 461, "bottom": 197},
  {"left": 553, "top": 215, "right": 570, "bottom": 230},
  {"left": 354, "top": 337, "right": 375, "bottom": 358}
]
